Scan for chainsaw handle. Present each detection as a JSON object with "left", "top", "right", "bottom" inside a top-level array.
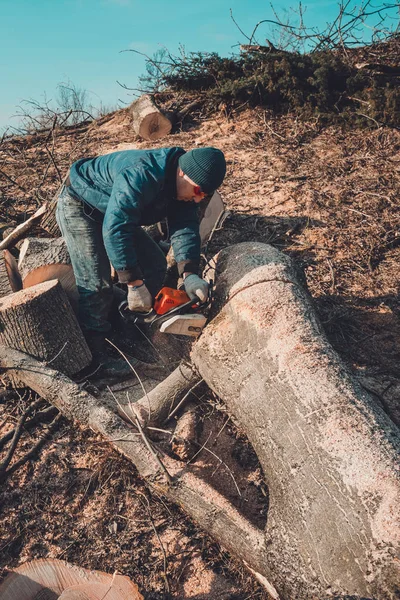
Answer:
[{"left": 118, "top": 301, "right": 157, "bottom": 324}]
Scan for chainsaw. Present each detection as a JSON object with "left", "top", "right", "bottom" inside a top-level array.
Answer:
[{"left": 118, "top": 283, "right": 212, "bottom": 338}]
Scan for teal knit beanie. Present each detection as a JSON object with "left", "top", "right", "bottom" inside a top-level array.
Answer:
[{"left": 178, "top": 147, "right": 226, "bottom": 194}]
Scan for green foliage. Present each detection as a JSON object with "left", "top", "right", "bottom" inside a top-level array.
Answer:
[{"left": 139, "top": 37, "right": 400, "bottom": 126}]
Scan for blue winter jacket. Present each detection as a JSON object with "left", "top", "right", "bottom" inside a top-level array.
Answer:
[{"left": 67, "top": 147, "right": 200, "bottom": 283}]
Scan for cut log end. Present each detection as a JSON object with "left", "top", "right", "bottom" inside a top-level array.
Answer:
[
  {"left": 131, "top": 94, "right": 172, "bottom": 141},
  {"left": 0, "top": 279, "right": 91, "bottom": 376},
  {"left": 139, "top": 112, "right": 172, "bottom": 140}
]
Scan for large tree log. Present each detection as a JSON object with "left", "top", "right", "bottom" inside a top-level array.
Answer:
[
  {"left": 0, "top": 346, "right": 278, "bottom": 599},
  {"left": 130, "top": 95, "right": 172, "bottom": 141},
  {"left": 18, "top": 237, "right": 78, "bottom": 309},
  {"left": 0, "top": 250, "right": 22, "bottom": 297},
  {"left": 191, "top": 242, "right": 400, "bottom": 600},
  {"left": 0, "top": 280, "right": 91, "bottom": 376}
]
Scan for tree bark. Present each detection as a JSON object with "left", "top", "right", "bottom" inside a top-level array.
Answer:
[
  {"left": 171, "top": 402, "right": 199, "bottom": 460},
  {"left": 130, "top": 95, "right": 172, "bottom": 141},
  {"left": 117, "top": 361, "right": 201, "bottom": 427},
  {"left": 18, "top": 237, "right": 78, "bottom": 310},
  {"left": 191, "top": 241, "right": 400, "bottom": 600},
  {"left": 0, "top": 279, "right": 91, "bottom": 377},
  {"left": 0, "top": 250, "right": 22, "bottom": 297}
]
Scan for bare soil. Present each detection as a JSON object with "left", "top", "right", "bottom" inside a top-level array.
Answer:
[{"left": 0, "top": 105, "right": 399, "bottom": 598}]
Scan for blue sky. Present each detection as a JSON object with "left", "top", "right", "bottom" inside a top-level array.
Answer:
[{"left": 0, "top": 0, "right": 397, "bottom": 131}]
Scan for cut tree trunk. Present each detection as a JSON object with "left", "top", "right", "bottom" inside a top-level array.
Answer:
[
  {"left": 0, "top": 279, "right": 91, "bottom": 377},
  {"left": 18, "top": 237, "right": 78, "bottom": 310},
  {"left": 130, "top": 95, "right": 172, "bottom": 141},
  {"left": 0, "top": 250, "right": 22, "bottom": 297},
  {"left": 191, "top": 241, "right": 400, "bottom": 600}
]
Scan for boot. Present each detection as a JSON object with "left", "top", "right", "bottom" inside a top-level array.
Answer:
[{"left": 74, "top": 330, "right": 137, "bottom": 381}]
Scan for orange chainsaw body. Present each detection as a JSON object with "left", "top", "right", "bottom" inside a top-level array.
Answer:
[{"left": 153, "top": 287, "right": 192, "bottom": 316}]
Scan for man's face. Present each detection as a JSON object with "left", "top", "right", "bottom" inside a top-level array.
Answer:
[{"left": 176, "top": 169, "right": 208, "bottom": 203}]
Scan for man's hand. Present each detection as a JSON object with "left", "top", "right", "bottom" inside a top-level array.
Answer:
[
  {"left": 183, "top": 274, "right": 209, "bottom": 302},
  {"left": 128, "top": 282, "right": 152, "bottom": 312}
]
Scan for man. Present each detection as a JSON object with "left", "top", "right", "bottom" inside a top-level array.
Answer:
[{"left": 56, "top": 146, "right": 226, "bottom": 361}]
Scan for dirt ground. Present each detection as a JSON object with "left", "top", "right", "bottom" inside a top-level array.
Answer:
[{"left": 0, "top": 105, "right": 399, "bottom": 598}]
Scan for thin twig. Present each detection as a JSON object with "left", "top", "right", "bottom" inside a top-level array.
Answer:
[
  {"left": 0, "top": 398, "right": 43, "bottom": 475},
  {"left": 138, "top": 491, "right": 170, "bottom": 593},
  {"left": 105, "top": 338, "right": 152, "bottom": 420},
  {"left": 166, "top": 379, "right": 203, "bottom": 422},
  {"left": 107, "top": 386, "right": 172, "bottom": 484},
  {"left": 0, "top": 405, "right": 58, "bottom": 450},
  {"left": 44, "top": 341, "right": 69, "bottom": 366},
  {"left": 0, "top": 414, "right": 62, "bottom": 481}
]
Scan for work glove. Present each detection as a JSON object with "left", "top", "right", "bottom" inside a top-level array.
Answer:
[
  {"left": 127, "top": 283, "right": 153, "bottom": 312},
  {"left": 183, "top": 274, "right": 209, "bottom": 303}
]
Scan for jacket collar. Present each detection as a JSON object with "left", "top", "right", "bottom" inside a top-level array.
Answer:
[{"left": 164, "top": 148, "right": 185, "bottom": 199}]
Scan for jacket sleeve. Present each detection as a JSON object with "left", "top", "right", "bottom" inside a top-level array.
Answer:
[
  {"left": 102, "top": 168, "right": 156, "bottom": 283},
  {"left": 168, "top": 200, "right": 201, "bottom": 276}
]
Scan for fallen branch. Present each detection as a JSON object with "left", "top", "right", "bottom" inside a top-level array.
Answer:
[{"left": 0, "top": 204, "right": 47, "bottom": 251}]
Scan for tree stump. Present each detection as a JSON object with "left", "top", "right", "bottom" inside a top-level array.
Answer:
[
  {"left": 0, "top": 279, "right": 91, "bottom": 376},
  {"left": 130, "top": 95, "right": 172, "bottom": 140},
  {"left": 0, "top": 250, "right": 22, "bottom": 297},
  {"left": 18, "top": 237, "right": 78, "bottom": 310}
]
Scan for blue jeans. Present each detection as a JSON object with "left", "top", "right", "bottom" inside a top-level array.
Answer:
[{"left": 56, "top": 186, "right": 167, "bottom": 334}]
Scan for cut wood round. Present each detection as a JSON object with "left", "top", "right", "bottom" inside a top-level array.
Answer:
[
  {"left": 18, "top": 237, "right": 78, "bottom": 310},
  {"left": 0, "top": 279, "right": 91, "bottom": 376},
  {"left": 0, "top": 558, "right": 143, "bottom": 600},
  {"left": 0, "top": 250, "right": 22, "bottom": 297},
  {"left": 18, "top": 237, "right": 71, "bottom": 280},
  {"left": 130, "top": 94, "right": 172, "bottom": 140}
]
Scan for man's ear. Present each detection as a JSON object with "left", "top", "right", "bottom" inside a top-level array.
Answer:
[{"left": 178, "top": 168, "right": 184, "bottom": 177}]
